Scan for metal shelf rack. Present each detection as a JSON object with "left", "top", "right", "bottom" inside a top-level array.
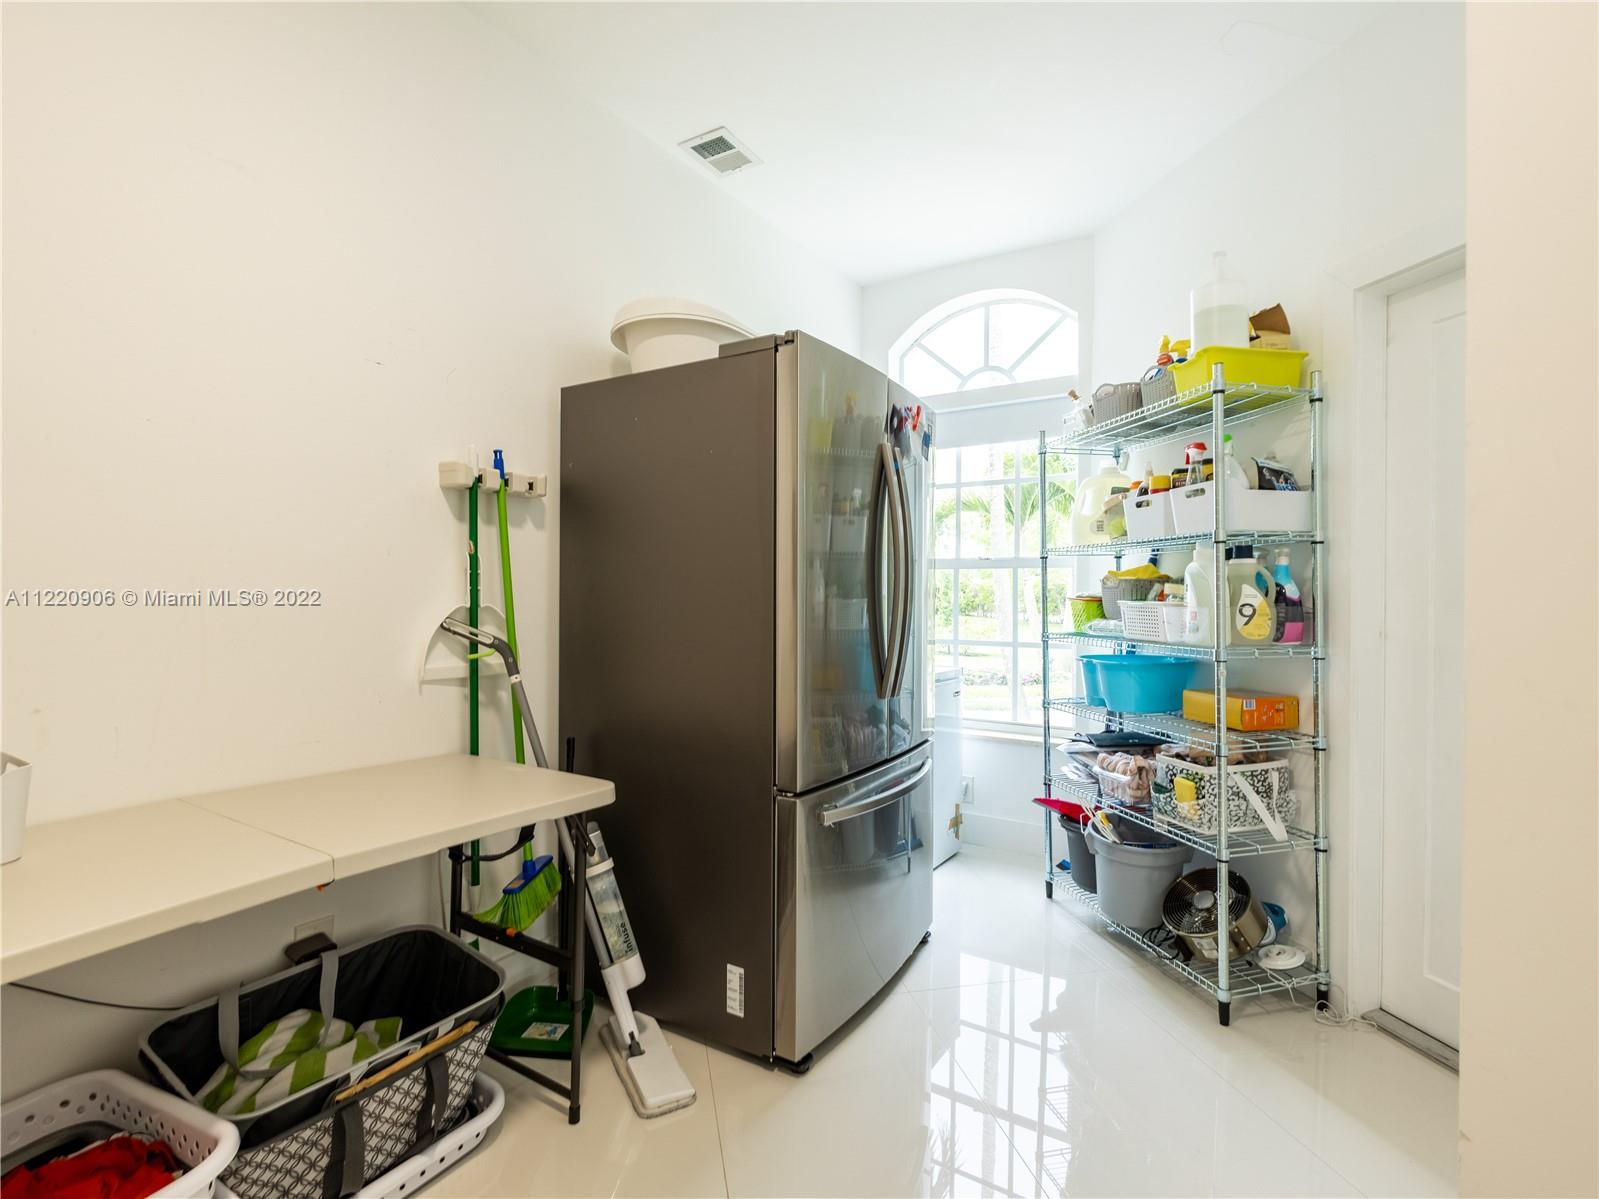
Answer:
[
  {"left": 1046, "top": 775, "right": 1316, "bottom": 859},
  {"left": 1045, "top": 630, "right": 1315, "bottom": 660},
  {"left": 1055, "top": 874, "right": 1329, "bottom": 999},
  {"left": 1039, "top": 363, "right": 1328, "bottom": 1025}
]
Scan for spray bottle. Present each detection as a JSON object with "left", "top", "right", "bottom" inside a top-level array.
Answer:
[{"left": 1271, "top": 549, "right": 1306, "bottom": 644}]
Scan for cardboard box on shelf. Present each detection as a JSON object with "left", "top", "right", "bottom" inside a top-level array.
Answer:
[
  {"left": 1248, "top": 303, "right": 1293, "bottom": 350},
  {"left": 1182, "top": 688, "right": 1300, "bottom": 731}
]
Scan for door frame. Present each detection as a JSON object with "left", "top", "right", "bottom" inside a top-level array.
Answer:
[{"left": 1342, "top": 245, "right": 1467, "bottom": 1019}]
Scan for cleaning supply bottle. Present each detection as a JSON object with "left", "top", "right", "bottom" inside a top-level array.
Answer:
[
  {"left": 1071, "top": 462, "right": 1133, "bottom": 544},
  {"left": 1182, "top": 544, "right": 1218, "bottom": 644},
  {"left": 1271, "top": 549, "right": 1306, "bottom": 644},
  {"left": 1226, "top": 545, "right": 1276, "bottom": 643},
  {"left": 1190, "top": 251, "right": 1250, "bottom": 348},
  {"left": 1222, "top": 435, "right": 1252, "bottom": 489}
]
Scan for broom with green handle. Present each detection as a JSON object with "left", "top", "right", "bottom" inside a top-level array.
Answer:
[
  {"left": 443, "top": 613, "right": 561, "bottom": 933},
  {"left": 468, "top": 449, "right": 538, "bottom": 930}
]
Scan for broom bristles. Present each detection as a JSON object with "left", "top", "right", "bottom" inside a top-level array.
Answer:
[{"left": 474, "top": 860, "right": 561, "bottom": 934}]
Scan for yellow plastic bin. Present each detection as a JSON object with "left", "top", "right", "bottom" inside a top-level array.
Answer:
[{"left": 1169, "top": 347, "right": 1308, "bottom": 394}]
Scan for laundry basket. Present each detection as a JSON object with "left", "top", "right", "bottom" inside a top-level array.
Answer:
[
  {"left": 213, "top": 1074, "right": 506, "bottom": 1199},
  {"left": 1, "top": 1070, "right": 239, "bottom": 1198},
  {"left": 141, "top": 927, "right": 504, "bottom": 1199}
]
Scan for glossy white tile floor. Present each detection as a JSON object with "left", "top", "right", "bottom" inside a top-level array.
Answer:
[{"left": 423, "top": 847, "right": 1458, "bottom": 1198}]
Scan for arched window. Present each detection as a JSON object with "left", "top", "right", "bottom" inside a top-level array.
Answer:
[{"left": 891, "top": 288, "right": 1078, "bottom": 397}]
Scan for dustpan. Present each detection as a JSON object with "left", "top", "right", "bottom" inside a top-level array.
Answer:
[{"left": 490, "top": 985, "right": 595, "bottom": 1057}]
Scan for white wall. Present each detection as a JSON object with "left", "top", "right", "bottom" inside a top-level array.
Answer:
[
  {"left": 1087, "top": 4, "right": 1465, "bottom": 996},
  {"left": 0, "top": 2, "right": 858, "bottom": 1096},
  {"left": 1459, "top": 5, "right": 1597, "bottom": 1194}
]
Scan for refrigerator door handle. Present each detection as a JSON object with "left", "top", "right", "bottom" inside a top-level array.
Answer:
[
  {"left": 881, "top": 445, "right": 907, "bottom": 700},
  {"left": 865, "top": 444, "right": 891, "bottom": 698},
  {"left": 888, "top": 449, "right": 915, "bottom": 697},
  {"left": 818, "top": 760, "right": 933, "bottom": 827}
]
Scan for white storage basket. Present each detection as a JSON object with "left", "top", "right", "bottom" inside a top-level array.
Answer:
[
  {"left": 1123, "top": 492, "right": 1175, "bottom": 541},
  {"left": 1119, "top": 601, "right": 1169, "bottom": 643},
  {"left": 1, "top": 1070, "right": 239, "bottom": 1199},
  {"left": 1154, "top": 754, "right": 1296, "bottom": 837},
  {"left": 1169, "top": 478, "right": 1312, "bottom": 537}
]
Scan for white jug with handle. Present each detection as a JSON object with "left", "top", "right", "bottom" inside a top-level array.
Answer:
[{"left": 2, "top": 753, "right": 32, "bottom": 864}]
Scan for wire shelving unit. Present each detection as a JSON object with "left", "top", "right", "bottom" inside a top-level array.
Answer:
[{"left": 1039, "top": 365, "right": 1330, "bottom": 1025}]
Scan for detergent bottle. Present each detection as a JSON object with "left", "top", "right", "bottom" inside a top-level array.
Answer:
[
  {"left": 1226, "top": 545, "right": 1276, "bottom": 643},
  {"left": 1182, "top": 543, "right": 1219, "bottom": 644},
  {"left": 1070, "top": 463, "right": 1133, "bottom": 544}
]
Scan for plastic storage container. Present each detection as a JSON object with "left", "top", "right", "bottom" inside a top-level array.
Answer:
[
  {"left": 1118, "top": 600, "right": 1170, "bottom": 643},
  {"left": 1123, "top": 492, "right": 1175, "bottom": 541},
  {"left": 1079, "top": 655, "right": 1198, "bottom": 713},
  {"left": 1168, "top": 478, "right": 1313, "bottom": 538},
  {"left": 1169, "top": 346, "right": 1309, "bottom": 395},
  {"left": 1099, "top": 575, "right": 1159, "bottom": 619},
  {"left": 1063, "top": 819, "right": 1096, "bottom": 894},
  {"left": 1189, "top": 252, "right": 1250, "bottom": 351},
  {"left": 1069, "top": 595, "right": 1106, "bottom": 631},
  {"left": 1086, "top": 382, "right": 1143, "bottom": 427},
  {"left": 2, "top": 1070, "right": 240, "bottom": 1199},
  {"left": 1085, "top": 821, "right": 1191, "bottom": 928}
]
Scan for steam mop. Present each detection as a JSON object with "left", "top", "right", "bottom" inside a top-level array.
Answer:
[{"left": 440, "top": 617, "right": 697, "bottom": 1118}]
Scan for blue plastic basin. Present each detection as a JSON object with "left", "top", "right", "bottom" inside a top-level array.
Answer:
[{"left": 1079, "top": 654, "right": 1197, "bottom": 714}]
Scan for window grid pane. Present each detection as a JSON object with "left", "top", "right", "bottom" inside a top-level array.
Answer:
[{"left": 926, "top": 437, "right": 1074, "bottom": 728}]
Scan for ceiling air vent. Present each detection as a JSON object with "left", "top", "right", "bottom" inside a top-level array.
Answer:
[{"left": 680, "top": 127, "right": 760, "bottom": 176}]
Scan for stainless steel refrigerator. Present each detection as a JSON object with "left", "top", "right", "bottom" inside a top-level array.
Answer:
[{"left": 559, "top": 331, "right": 933, "bottom": 1067}]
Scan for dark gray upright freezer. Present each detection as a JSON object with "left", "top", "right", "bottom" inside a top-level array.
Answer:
[{"left": 559, "top": 331, "right": 934, "bottom": 1066}]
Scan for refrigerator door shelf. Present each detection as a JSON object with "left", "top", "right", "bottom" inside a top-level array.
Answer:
[{"left": 774, "top": 744, "right": 934, "bottom": 1063}]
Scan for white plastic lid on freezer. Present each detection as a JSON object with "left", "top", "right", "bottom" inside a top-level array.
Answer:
[{"left": 609, "top": 297, "right": 753, "bottom": 373}]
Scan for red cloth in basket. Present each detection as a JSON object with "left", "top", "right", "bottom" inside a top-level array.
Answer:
[{"left": 2, "top": 1135, "right": 180, "bottom": 1199}]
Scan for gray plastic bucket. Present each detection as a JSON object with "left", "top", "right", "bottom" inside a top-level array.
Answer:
[
  {"left": 1063, "top": 820, "right": 1096, "bottom": 893},
  {"left": 1086, "top": 821, "right": 1190, "bottom": 928}
]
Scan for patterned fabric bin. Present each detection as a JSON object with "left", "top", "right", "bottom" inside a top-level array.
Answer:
[
  {"left": 141, "top": 927, "right": 503, "bottom": 1199},
  {"left": 1153, "top": 755, "right": 1296, "bottom": 836}
]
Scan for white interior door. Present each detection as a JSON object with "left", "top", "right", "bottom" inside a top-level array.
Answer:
[{"left": 1379, "top": 269, "right": 1465, "bottom": 1047}]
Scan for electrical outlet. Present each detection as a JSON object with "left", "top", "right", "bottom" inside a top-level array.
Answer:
[
  {"left": 295, "top": 914, "right": 334, "bottom": 943},
  {"left": 961, "top": 775, "right": 975, "bottom": 806}
]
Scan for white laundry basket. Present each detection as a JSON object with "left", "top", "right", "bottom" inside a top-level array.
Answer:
[
  {"left": 1, "top": 1069, "right": 239, "bottom": 1198},
  {"left": 212, "top": 1074, "right": 505, "bottom": 1199}
]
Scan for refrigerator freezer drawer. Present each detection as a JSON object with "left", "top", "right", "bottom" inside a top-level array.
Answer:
[{"left": 774, "top": 745, "right": 934, "bottom": 1063}]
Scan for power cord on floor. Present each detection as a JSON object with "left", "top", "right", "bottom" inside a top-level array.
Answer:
[
  {"left": 6, "top": 982, "right": 184, "bottom": 1012},
  {"left": 1260, "top": 968, "right": 1380, "bottom": 1031}
]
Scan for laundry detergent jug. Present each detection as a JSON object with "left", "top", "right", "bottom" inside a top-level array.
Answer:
[
  {"left": 1226, "top": 546, "right": 1276, "bottom": 643},
  {"left": 1182, "top": 543, "right": 1218, "bottom": 644},
  {"left": 1070, "top": 464, "right": 1133, "bottom": 545}
]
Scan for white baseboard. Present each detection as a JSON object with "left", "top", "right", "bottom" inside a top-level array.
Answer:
[{"left": 957, "top": 809, "right": 1043, "bottom": 858}]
